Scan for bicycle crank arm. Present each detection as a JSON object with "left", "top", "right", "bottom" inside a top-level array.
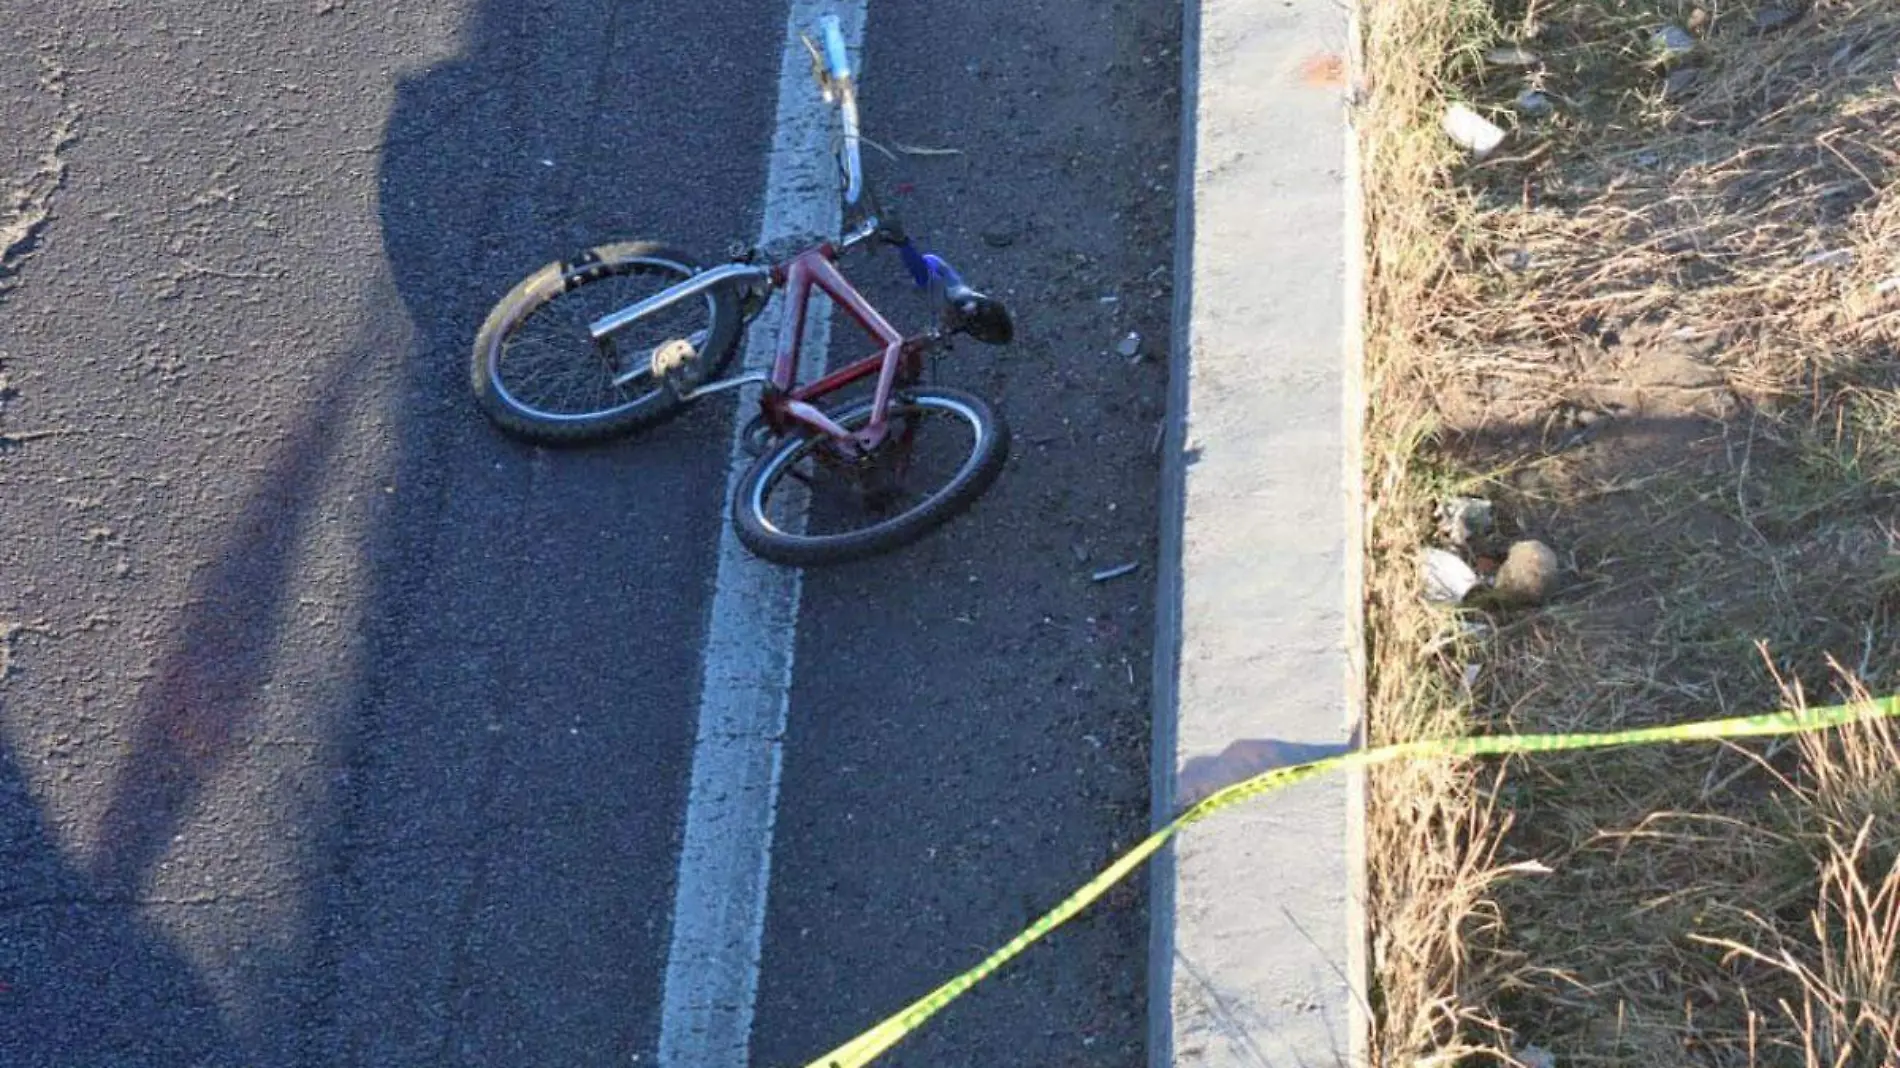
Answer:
[{"left": 588, "top": 263, "right": 772, "bottom": 341}]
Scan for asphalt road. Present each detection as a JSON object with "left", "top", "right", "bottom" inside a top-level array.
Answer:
[{"left": 0, "top": 2, "right": 1179, "bottom": 1065}]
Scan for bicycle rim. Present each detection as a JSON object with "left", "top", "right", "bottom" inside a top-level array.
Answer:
[
  {"left": 745, "top": 392, "right": 994, "bottom": 549},
  {"left": 491, "top": 258, "right": 717, "bottom": 424}
]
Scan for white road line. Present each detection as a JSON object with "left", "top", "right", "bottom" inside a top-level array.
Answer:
[{"left": 656, "top": 4, "right": 866, "bottom": 1067}]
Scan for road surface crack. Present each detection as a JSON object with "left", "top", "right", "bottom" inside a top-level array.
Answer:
[{"left": 1, "top": 53, "right": 79, "bottom": 295}]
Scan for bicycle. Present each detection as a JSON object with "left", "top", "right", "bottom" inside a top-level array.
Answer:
[{"left": 469, "top": 15, "right": 1016, "bottom": 567}]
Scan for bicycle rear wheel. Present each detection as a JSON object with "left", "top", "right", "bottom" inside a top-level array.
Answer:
[
  {"left": 733, "top": 386, "right": 1010, "bottom": 566},
  {"left": 470, "top": 241, "right": 743, "bottom": 444}
]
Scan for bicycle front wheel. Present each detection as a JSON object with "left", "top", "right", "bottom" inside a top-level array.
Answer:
[
  {"left": 733, "top": 386, "right": 1010, "bottom": 567},
  {"left": 470, "top": 241, "right": 743, "bottom": 444}
]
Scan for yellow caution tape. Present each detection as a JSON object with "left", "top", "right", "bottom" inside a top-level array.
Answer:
[{"left": 797, "top": 695, "right": 1900, "bottom": 1068}]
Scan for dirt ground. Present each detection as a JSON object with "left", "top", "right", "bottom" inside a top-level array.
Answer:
[{"left": 1360, "top": 1, "right": 1900, "bottom": 1064}]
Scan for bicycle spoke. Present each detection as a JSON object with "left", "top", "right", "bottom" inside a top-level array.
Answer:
[
  {"left": 493, "top": 269, "right": 714, "bottom": 419},
  {"left": 753, "top": 399, "right": 981, "bottom": 541}
]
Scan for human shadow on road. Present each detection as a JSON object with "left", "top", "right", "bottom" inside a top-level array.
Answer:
[{"left": 0, "top": 740, "right": 237, "bottom": 1067}]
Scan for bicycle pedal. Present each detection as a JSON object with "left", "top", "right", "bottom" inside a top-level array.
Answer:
[{"left": 650, "top": 338, "right": 705, "bottom": 394}]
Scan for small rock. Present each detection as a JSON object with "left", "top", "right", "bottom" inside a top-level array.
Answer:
[
  {"left": 1485, "top": 46, "right": 1541, "bottom": 67},
  {"left": 1494, "top": 540, "right": 1560, "bottom": 607},
  {"left": 1754, "top": 5, "right": 1803, "bottom": 33},
  {"left": 1515, "top": 90, "right": 1554, "bottom": 117},
  {"left": 1442, "top": 104, "right": 1505, "bottom": 158},
  {"left": 1663, "top": 68, "right": 1701, "bottom": 99},
  {"left": 981, "top": 228, "right": 1017, "bottom": 249},
  {"left": 1422, "top": 548, "right": 1480, "bottom": 606},
  {"left": 1117, "top": 332, "right": 1142, "bottom": 359},
  {"left": 1650, "top": 24, "right": 1696, "bottom": 62}
]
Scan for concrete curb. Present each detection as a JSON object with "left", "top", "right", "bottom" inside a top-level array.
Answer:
[{"left": 1150, "top": 0, "right": 1368, "bottom": 1065}]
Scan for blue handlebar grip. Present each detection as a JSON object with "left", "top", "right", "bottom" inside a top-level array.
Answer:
[
  {"left": 820, "top": 16, "right": 852, "bottom": 81},
  {"left": 895, "top": 242, "right": 931, "bottom": 289},
  {"left": 923, "top": 254, "right": 966, "bottom": 292}
]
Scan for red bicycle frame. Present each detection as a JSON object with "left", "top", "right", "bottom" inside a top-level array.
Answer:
[{"left": 755, "top": 242, "right": 933, "bottom": 454}]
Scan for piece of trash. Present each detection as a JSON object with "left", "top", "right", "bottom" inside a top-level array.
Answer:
[
  {"left": 889, "top": 141, "right": 962, "bottom": 157},
  {"left": 1485, "top": 46, "right": 1541, "bottom": 66},
  {"left": 1092, "top": 562, "right": 1139, "bottom": 582},
  {"left": 1649, "top": 24, "right": 1696, "bottom": 62},
  {"left": 1515, "top": 90, "right": 1553, "bottom": 117},
  {"left": 1875, "top": 276, "right": 1900, "bottom": 295},
  {"left": 1635, "top": 151, "right": 1661, "bottom": 168},
  {"left": 540, "top": 158, "right": 555, "bottom": 167},
  {"left": 1514, "top": 1045, "right": 1558, "bottom": 1068},
  {"left": 981, "top": 228, "right": 1017, "bottom": 249},
  {"left": 1461, "top": 662, "right": 1482, "bottom": 693},
  {"left": 1422, "top": 617, "right": 1493, "bottom": 656},
  {"left": 1504, "top": 248, "right": 1533, "bottom": 272},
  {"left": 1442, "top": 104, "right": 1505, "bottom": 158},
  {"left": 1437, "top": 497, "right": 1494, "bottom": 548},
  {"left": 1117, "top": 332, "right": 1142, "bottom": 359},
  {"left": 1804, "top": 248, "right": 1855, "bottom": 268},
  {"left": 1099, "top": 294, "right": 1120, "bottom": 304},
  {"left": 1422, "top": 548, "right": 1479, "bottom": 605}
]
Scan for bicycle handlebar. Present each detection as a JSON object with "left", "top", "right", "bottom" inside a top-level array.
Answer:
[{"left": 818, "top": 15, "right": 864, "bottom": 209}]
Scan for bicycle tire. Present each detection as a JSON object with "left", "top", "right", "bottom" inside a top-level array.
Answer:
[
  {"left": 470, "top": 241, "right": 743, "bottom": 444},
  {"left": 733, "top": 386, "right": 1010, "bottom": 567}
]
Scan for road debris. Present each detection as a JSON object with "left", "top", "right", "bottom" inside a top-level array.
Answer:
[
  {"left": 889, "top": 140, "right": 962, "bottom": 157},
  {"left": 1485, "top": 46, "right": 1541, "bottom": 67},
  {"left": 1422, "top": 548, "right": 1480, "bottom": 605},
  {"left": 1436, "top": 496, "right": 1494, "bottom": 548},
  {"left": 1443, "top": 104, "right": 1505, "bottom": 158},
  {"left": 1515, "top": 1045, "right": 1558, "bottom": 1068}
]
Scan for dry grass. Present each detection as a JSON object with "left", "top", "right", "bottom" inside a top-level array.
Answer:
[{"left": 1359, "top": 0, "right": 1900, "bottom": 1064}]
